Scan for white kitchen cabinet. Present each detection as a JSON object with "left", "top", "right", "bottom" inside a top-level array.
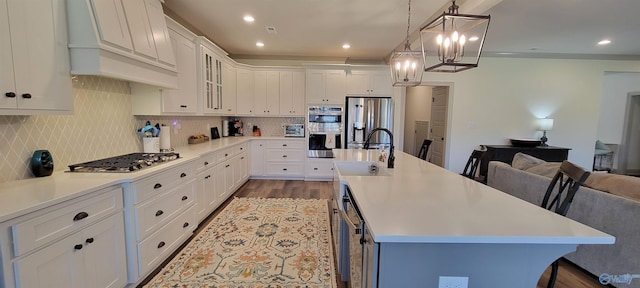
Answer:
[
  {"left": 66, "top": 0, "right": 178, "bottom": 88},
  {"left": 236, "top": 67, "right": 255, "bottom": 115},
  {"left": 0, "top": 186, "right": 126, "bottom": 288},
  {"left": 279, "top": 70, "right": 305, "bottom": 116},
  {"left": 254, "top": 71, "right": 280, "bottom": 116},
  {"left": 131, "top": 17, "right": 198, "bottom": 115},
  {"left": 0, "top": 0, "right": 72, "bottom": 115},
  {"left": 306, "top": 69, "right": 346, "bottom": 105},
  {"left": 124, "top": 161, "right": 197, "bottom": 282},
  {"left": 252, "top": 139, "right": 305, "bottom": 179},
  {"left": 222, "top": 61, "right": 237, "bottom": 114},
  {"left": 346, "top": 69, "right": 393, "bottom": 96}
]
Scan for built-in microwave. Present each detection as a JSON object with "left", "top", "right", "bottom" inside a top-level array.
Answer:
[
  {"left": 284, "top": 124, "right": 305, "bottom": 137},
  {"left": 308, "top": 106, "right": 343, "bottom": 158}
]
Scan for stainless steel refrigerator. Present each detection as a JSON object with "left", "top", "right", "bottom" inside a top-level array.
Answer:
[{"left": 345, "top": 97, "right": 394, "bottom": 149}]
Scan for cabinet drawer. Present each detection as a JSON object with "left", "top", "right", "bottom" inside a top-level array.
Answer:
[
  {"left": 12, "top": 187, "right": 123, "bottom": 257},
  {"left": 196, "top": 152, "right": 216, "bottom": 173},
  {"left": 266, "top": 140, "right": 304, "bottom": 149},
  {"left": 265, "top": 163, "right": 304, "bottom": 176},
  {"left": 133, "top": 162, "right": 195, "bottom": 204},
  {"left": 137, "top": 205, "right": 196, "bottom": 276},
  {"left": 306, "top": 161, "right": 335, "bottom": 177},
  {"left": 217, "top": 147, "right": 234, "bottom": 163},
  {"left": 265, "top": 150, "right": 304, "bottom": 162},
  {"left": 234, "top": 143, "right": 248, "bottom": 155},
  {"left": 135, "top": 181, "right": 195, "bottom": 241}
]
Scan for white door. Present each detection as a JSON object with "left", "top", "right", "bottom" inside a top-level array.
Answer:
[
  {"left": 414, "top": 121, "right": 430, "bottom": 157},
  {"left": 430, "top": 86, "right": 449, "bottom": 167},
  {"left": 82, "top": 213, "right": 127, "bottom": 288}
]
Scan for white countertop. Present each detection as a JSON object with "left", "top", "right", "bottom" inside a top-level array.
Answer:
[
  {"left": 0, "top": 136, "right": 301, "bottom": 222},
  {"left": 333, "top": 149, "right": 615, "bottom": 245}
]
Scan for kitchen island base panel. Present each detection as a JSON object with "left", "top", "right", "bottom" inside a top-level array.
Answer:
[{"left": 375, "top": 242, "right": 577, "bottom": 287}]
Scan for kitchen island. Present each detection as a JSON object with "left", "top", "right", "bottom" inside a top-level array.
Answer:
[{"left": 332, "top": 149, "right": 614, "bottom": 287}]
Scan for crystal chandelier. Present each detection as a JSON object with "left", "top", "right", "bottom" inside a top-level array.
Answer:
[
  {"left": 420, "top": 0, "right": 490, "bottom": 73},
  {"left": 389, "top": 0, "right": 423, "bottom": 86}
]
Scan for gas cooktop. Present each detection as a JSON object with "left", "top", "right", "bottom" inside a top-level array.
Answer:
[{"left": 68, "top": 152, "right": 180, "bottom": 173}]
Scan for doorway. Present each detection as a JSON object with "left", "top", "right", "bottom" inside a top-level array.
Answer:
[
  {"left": 429, "top": 86, "right": 449, "bottom": 167},
  {"left": 620, "top": 93, "right": 640, "bottom": 175},
  {"left": 414, "top": 121, "right": 430, "bottom": 157}
]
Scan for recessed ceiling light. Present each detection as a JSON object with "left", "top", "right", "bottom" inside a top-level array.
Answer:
[
  {"left": 342, "top": 44, "right": 351, "bottom": 49},
  {"left": 256, "top": 42, "right": 264, "bottom": 47},
  {"left": 598, "top": 39, "right": 611, "bottom": 45},
  {"left": 243, "top": 15, "right": 254, "bottom": 22},
  {"left": 468, "top": 36, "right": 479, "bottom": 42}
]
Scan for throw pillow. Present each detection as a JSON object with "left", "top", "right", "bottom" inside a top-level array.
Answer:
[
  {"left": 525, "top": 162, "right": 562, "bottom": 178},
  {"left": 584, "top": 173, "right": 640, "bottom": 202},
  {"left": 512, "top": 152, "right": 546, "bottom": 170}
]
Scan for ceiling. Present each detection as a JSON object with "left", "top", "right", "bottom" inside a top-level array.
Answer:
[{"left": 163, "top": 0, "right": 640, "bottom": 63}]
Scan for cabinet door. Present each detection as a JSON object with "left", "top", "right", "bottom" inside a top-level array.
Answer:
[
  {"left": 196, "top": 168, "right": 216, "bottom": 221},
  {"left": 0, "top": 0, "right": 16, "bottom": 109},
  {"left": 82, "top": 213, "right": 127, "bottom": 288},
  {"left": 121, "top": 1, "right": 156, "bottom": 60},
  {"left": 251, "top": 141, "right": 265, "bottom": 176},
  {"left": 144, "top": 0, "right": 176, "bottom": 66},
  {"left": 15, "top": 232, "right": 85, "bottom": 288},
  {"left": 201, "top": 46, "right": 220, "bottom": 113},
  {"left": 236, "top": 68, "right": 254, "bottom": 115},
  {"left": 221, "top": 61, "right": 236, "bottom": 114},
  {"left": 305, "top": 70, "right": 325, "bottom": 104},
  {"left": 239, "top": 153, "right": 249, "bottom": 183},
  {"left": 370, "top": 71, "right": 393, "bottom": 96},
  {"left": 279, "top": 71, "right": 293, "bottom": 115},
  {"left": 253, "top": 71, "right": 267, "bottom": 115},
  {"left": 89, "top": 0, "right": 132, "bottom": 50},
  {"left": 214, "top": 164, "right": 227, "bottom": 205},
  {"left": 162, "top": 29, "right": 197, "bottom": 113},
  {"left": 265, "top": 71, "right": 280, "bottom": 115},
  {"left": 291, "top": 71, "right": 305, "bottom": 116},
  {"left": 325, "top": 70, "right": 346, "bottom": 104},
  {"left": 7, "top": 0, "right": 72, "bottom": 112},
  {"left": 346, "top": 71, "right": 370, "bottom": 95}
]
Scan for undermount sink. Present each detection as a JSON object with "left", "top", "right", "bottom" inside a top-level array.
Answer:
[{"left": 335, "top": 162, "right": 392, "bottom": 177}]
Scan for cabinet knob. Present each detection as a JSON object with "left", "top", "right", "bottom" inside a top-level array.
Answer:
[
  {"left": 86, "top": 238, "right": 94, "bottom": 244},
  {"left": 204, "top": 161, "right": 209, "bottom": 166},
  {"left": 157, "top": 241, "right": 165, "bottom": 249},
  {"left": 74, "top": 244, "right": 83, "bottom": 250},
  {"left": 5, "top": 92, "right": 16, "bottom": 98},
  {"left": 182, "top": 195, "right": 188, "bottom": 201},
  {"left": 155, "top": 210, "right": 164, "bottom": 217},
  {"left": 154, "top": 183, "right": 162, "bottom": 189},
  {"left": 180, "top": 172, "right": 187, "bottom": 178},
  {"left": 73, "top": 212, "right": 89, "bottom": 221},
  {"left": 183, "top": 222, "right": 190, "bottom": 228},
  {"left": 21, "top": 93, "right": 32, "bottom": 99}
]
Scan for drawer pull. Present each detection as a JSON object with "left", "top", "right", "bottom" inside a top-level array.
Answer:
[
  {"left": 22, "top": 93, "right": 32, "bottom": 99},
  {"left": 180, "top": 172, "right": 187, "bottom": 178},
  {"left": 240, "top": 147, "right": 244, "bottom": 150},
  {"left": 154, "top": 183, "right": 162, "bottom": 189},
  {"left": 241, "top": 157, "right": 245, "bottom": 160},
  {"left": 282, "top": 155, "right": 287, "bottom": 158},
  {"left": 226, "top": 164, "right": 230, "bottom": 168},
  {"left": 74, "top": 244, "right": 83, "bottom": 250},
  {"left": 155, "top": 210, "right": 164, "bottom": 217},
  {"left": 183, "top": 222, "right": 190, "bottom": 228},
  {"left": 86, "top": 238, "right": 94, "bottom": 244},
  {"left": 314, "top": 167, "right": 319, "bottom": 170},
  {"left": 225, "top": 153, "right": 228, "bottom": 157},
  {"left": 283, "top": 168, "right": 288, "bottom": 171},
  {"left": 5, "top": 92, "right": 16, "bottom": 98},
  {"left": 180, "top": 105, "right": 187, "bottom": 108},
  {"left": 204, "top": 161, "right": 209, "bottom": 166},
  {"left": 333, "top": 208, "right": 338, "bottom": 214},
  {"left": 282, "top": 144, "right": 288, "bottom": 147},
  {"left": 157, "top": 241, "right": 165, "bottom": 249},
  {"left": 181, "top": 195, "right": 188, "bottom": 201},
  {"left": 73, "top": 212, "right": 89, "bottom": 221},
  {"left": 205, "top": 175, "right": 211, "bottom": 179}
]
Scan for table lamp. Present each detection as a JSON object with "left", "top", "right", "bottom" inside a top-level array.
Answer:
[{"left": 537, "top": 118, "right": 554, "bottom": 147}]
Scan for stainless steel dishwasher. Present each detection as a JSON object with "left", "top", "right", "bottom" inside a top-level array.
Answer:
[{"left": 342, "top": 187, "right": 364, "bottom": 288}]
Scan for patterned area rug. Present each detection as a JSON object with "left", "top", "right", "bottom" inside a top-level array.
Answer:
[{"left": 144, "top": 197, "right": 336, "bottom": 288}]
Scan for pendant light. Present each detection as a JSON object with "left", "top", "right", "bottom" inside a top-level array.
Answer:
[
  {"left": 390, "top": 0, "right": 423, "bottom": 86},
  {"left": 420, "top": 0, "right": 490, "bottom": 73}
]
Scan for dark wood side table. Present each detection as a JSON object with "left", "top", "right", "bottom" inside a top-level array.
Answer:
[{"left": 479, "top": 145, "right": 571, "bottom": 181}]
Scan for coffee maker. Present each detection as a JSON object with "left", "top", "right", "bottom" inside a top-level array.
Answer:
[{"left": 228, "top": 119, "right": 244, "bottom": 136}]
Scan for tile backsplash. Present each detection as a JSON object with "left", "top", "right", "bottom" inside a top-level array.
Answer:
[{"left": 0, "top": 75, "right": 305, "bottom": 183}]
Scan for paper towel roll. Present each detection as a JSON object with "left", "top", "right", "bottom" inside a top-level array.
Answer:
[
  {"left": 143, "top": 137, "right": 160, "bottom": 153},
  {"left": 160, "top": 125, "right": 171, "bottom": 151}
]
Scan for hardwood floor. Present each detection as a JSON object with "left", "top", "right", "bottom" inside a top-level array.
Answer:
[{"left": 140, "top": 179, "right": 608, "bottom": 288}]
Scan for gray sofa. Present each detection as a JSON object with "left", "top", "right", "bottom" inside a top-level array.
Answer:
[{"left": 488, "top": 161, "right": 640, "bottom": 287}]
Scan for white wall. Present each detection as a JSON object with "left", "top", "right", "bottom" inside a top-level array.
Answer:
[
  {"left": 403, "top": 86, "right": 433, "bottom": 154},
  {"left": 598, "top": 72, "right": 640, "bottom": 143},
  {"left": 419, "top": 57, "right": 640, "bottom": 173}
]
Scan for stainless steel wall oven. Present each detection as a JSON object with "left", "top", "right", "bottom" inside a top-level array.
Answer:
[{"left": 307, "top": 106, "right": 343, "bottom": 158}]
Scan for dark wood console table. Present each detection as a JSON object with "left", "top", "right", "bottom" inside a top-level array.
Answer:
[{"left": 479, "top": 145, "right": 571, "bottom": 181}]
